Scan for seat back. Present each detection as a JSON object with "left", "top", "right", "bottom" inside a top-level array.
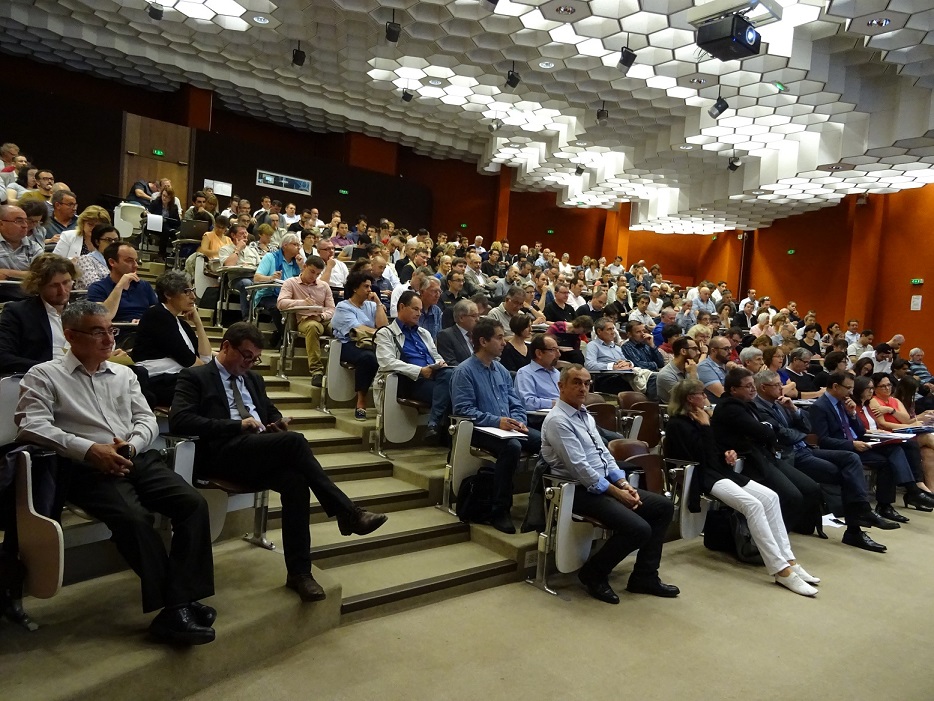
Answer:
[
  {"left": 381, "top": 372, "right": 421, "bottom": 445},
  {"left": 624, "top": 453, "right": 668, "bottom": 495},
  {"left": 115, "top": 202, "right": 146, "bottom": 239},
  {"left": 617, "top": 390, "right": 648, "bottom": 410},
  {"left": 583, "top": 392, "right": 605, "bottom": 406},
  {"left": 326, "top": 339, "right": 356, "bottom": 403},
  {"left": 0, "top": 375, "right": 22, "bottom": 444},
  {"left": 554, "top": 481, "right": 596, "bottom": 574},
  {"left": 607, "top": 438, "right": 649, "bottom": 462},
  {"left": 587, "top": 403, "right": 618, "bottom": 434},
  {"left": 631, "top": 400, "right": 662, "bottom": 447},
  {"left": 193, "top": 255, "right": 218, "bottom": 298},
  {"left": 449, "top": 419, "right": 483, "bottom": 495},
  {"left": 678, "top": 462, "right": 709, "bottom": 539}
]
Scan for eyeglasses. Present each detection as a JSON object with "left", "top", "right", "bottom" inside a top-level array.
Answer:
[
  {"left": 232, "top": 345, "right": 263, "bottom": 365},
  {"left": 181, "top": 287, "right": 195, "bottom": 295},
  {"left": 73, "top": 327, "right": 120, "bottom": 339},
  {"left": 1, "top": 217, "right": 27, "bottom": 225},
  {"left": 760, "top": 382, "right": 782, "bottom": 388},
  {"left": 99, "top": 236, "right": 119, "bottom": 243},
  {"left": 876, "top": 382, "right": 891, "bottom": 388}
]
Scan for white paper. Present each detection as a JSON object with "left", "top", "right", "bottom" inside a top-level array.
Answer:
[
  {"left": 910, "top": 295, "right": 922, "bottom": 311},
  {"left": 147, "top": 213, "right": 163, "bottom": 233},
  {"left": 203, "top": 179, "right": 214, "bottom": 191},
  {"left": 474, "top": 426, "right": 528, "bottom": 439},
  {"left": 821, "top": 514, "right": 845, "bottom": 529},
  {"left": 212, "top": 180, "right": 233, "bottom": 197}
]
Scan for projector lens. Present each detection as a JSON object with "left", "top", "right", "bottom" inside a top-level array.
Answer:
[{"left": 745, "top": 27, "right": 757, "bottom": 45}]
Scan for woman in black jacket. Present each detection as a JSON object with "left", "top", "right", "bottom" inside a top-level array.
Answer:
[
  {"left": 131, "top": 270, "right": 213, "bottom": 406},
  {"left": 666, "top": 378, "right": 819, "bottom": 596}
]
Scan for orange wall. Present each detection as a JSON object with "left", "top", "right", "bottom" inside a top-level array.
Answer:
[
  {"left": 345, "top": 133, "right": 398, "bottom": 176},
  {"left": 505, "top": 191, "right": 607, "bottom": 261}
]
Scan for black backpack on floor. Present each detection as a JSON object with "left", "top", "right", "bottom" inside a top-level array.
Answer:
[{"left": 455, "top": 467, "right": 495, "bottom": 524}]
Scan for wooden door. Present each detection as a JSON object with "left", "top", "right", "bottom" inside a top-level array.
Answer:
[{"left": 120, "top": 113, "right": 192, "bottom": 208}]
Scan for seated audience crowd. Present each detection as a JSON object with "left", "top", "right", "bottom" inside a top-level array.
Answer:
[{"left": 1, "top": 152, "right": 932, "bottom": 641}]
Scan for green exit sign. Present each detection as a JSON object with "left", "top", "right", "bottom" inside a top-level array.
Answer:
[
  {"left": 459, "top": 223, "right": 467, "bottom": 228},
  {"left": 338, "top": 189, "right": 349, "bottom": 195},
  {"left": 911, "top": 278, "right": 925, "bottom": 285},
  {"left": 787, "top": 249, "right": 796, "bottom": 255},
  {"left": 151, "top": 149, "right": 165, "bottom": 157},
  {"left": 546, "top": 229, "right": 555, "bottom": 234}
]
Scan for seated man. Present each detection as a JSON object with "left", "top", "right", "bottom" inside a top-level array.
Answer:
[
  {"left": 276, "top": 255, "right": 335, "bottom": 387},
  {"left": 485, "top": 286, "right": 527, "bottom": 339},
  {"left": 711, "top": 367, "right": 823, "bottom": 535},
  {"left": 250, "top": 232, "right": 303, "bottom": 338},
  {"left": 543, "top": 282, "right": 575, "bottom": 323},
  {"left": 375, "top": 290, "right": 452, "bottom": 441},
  {"left": 583, "top": 316, "right": 634, "bottom": 393},
  {"left": 620, "top": 320, "right": 664, "bottom": 371},
  {"left": 779, "top": 348, "right": 825, "bottom": 400},
  {"left": 0, "top": 253, "right": 76, "bottom": 372},
  {"left": 696, "top": 335, "right": 731, "bottom": 401},
  {"left": 16, "top": 301, "right": 216, "bottom": 645},
  {"left": 652, "top": 307, "right": 677, "bottom": 346},
  {"left": 436, "top": 299, "right": 478, "bottom": 367},
  {"left": 451, "top": 319, "right": 542, "bottom": 534},
  {"left": 655, "top": 336, "right": 699, "bottom": 404},
  {"left": 847, "top": 329, "right": 874, "bottom": 362},
  {"left": 315, "top": 238, "right": 349, "bottom": 298},
  {"left": 627, "top": 293, "right": 655, "bottom": 329},
  {"left": 739, "top": 346, "right": 764, "bottom": 374},
  {"left": 808, "top": 372, "right": 931, "bottom": 528},
  {"left": 753, "top": 369, "right": 891, "bottom": 553},
  {"left": 417, "top": 276, "right": 443, "bottom": 341},
  {"left": 87, "top": 242, "right": 158, "bottom": 322},
  {"left": 440, "top": 269, "right": 469, "bottom": 327},
  {"left": 858, "top": 343, "right": 893, "bottom": 374},
  {"left": 169, "top": 323, "right": 387, "bottom": 602},
  {"left": 541, "top": 365, "right": 678, "bottom": 604},
  {"left": 908, "top": 347, "right": 934, "bottom": 412},
  {"left": 218, "top": 224, "right": 264, "bottom": 319},
  {"left": 0, "top": 204, "right": 44, "bottom": 301}
]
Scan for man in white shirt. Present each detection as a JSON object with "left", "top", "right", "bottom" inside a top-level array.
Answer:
[
  {"left": 628, "top": 293, "right": 655, "bottom": 329},
  {"left": 567, "top": 279, "right": 587, "bottom": 310},
  {"left": 315, "top": 238, "right": 348, "bottom": 293},
  {"left": 738, "top": 289, "right": 758, "bottom": 314},
  {"left": 647, "top": 284, "right": 663, "bottom": 317},
  {"left": 859, "top": 343, "right": 894, "bottom": 374},
  {"left": 606, "top": 256, "right": 624, "bottom": 276},
  {"left": 390, "top": 266, "right": 431, "bottom": 318},
  {"left": 844, "top": 319, "right": 860, "bottom": 345},
  {"left": 847, "top": 329, "right": 874, "bottom": 362}
]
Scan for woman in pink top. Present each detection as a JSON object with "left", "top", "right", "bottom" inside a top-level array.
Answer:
[{"left": 869, "top": 373, "right": 934, "bottom": 490}]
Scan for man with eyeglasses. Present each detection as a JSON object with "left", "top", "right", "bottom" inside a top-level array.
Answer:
[
  {"left": 656, "top": 336, "right": 700, "bottom": 404},
  {"left": 0, "top": 204, "right": 43, "bottom": 294},
  {"left": 542, "top": 365, "right": 679, "bottom": 604},
  {"left": 315, "top": 238, "right": 348, "bottom": 293},
  {"left": 46, "top": 189, "right": 78, "bottom": 239},
  {"left": 440, "top": 270, "right": 468, "bottom": 328},
  {"left": 696, "top": 336, "right": 731, "bottom": 401},
  {"left": 86, "top": 242, "right": 157, "bottom": 323},
  {"left": 753, "top": 369, "right": 891, "bottom": 552},
  {"left": 170, "top": 322, "right": 387, "bottom": 603},
  {"left": 16, "top": 300, "right": 217, "bottom": 645},
  {"left": 584, "top": 316, "right": 634, "bottom": 394},
  {"left": 437, "top": 299, "right": 478, "bottom": 366}
]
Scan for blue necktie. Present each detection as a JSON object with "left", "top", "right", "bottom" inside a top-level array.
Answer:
[{"left": 835, "top": 400, "right": 856, "bottom": 440}]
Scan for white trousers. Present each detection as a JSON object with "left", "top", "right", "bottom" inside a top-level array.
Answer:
[{"left": 709, "top": 478, "right": 795, "bottom": 575}]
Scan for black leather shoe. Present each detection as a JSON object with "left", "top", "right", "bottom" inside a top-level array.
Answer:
[
  {"left": 490, "top": 511, "right": 516, "bottom": 534},
  {"left": 285, "top": 574, "right": 327, "bottom": 602},
  {"left": 423, "top": 426, "right": 440, "bottom": 444},
  {"left": 311, "top": 374, "right": 323, "bottom": 388},
  {"left": 578, "top": 573, "right": 619, "bottom": 604},
  {"left": 188, "top": 601, "right": 217, "bottom": 626},
  {"left": 858, "top": 510, "right": 900, "bottom": 530},
  {"left": 842, "top": 529, "right": 887, "bottom": 553},
  {"left": 626, "top": 578, "right": 681, "bottom": 598},
  {"left": 149, "top": 607, "right": 215, "bottom": 645},
  {"left": 338, "top": 507, "right": 389, "bottom": 536},
  {"left": 903, "top": 492, "right": 934, "bottom": 511},
  {"left": 876, "top": 504, "right": 909, "bottom": 524}
]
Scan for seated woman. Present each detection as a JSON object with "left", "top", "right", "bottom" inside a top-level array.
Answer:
[
  {"left": 148, "top": 184, "right": 182, "bottom": 263},
  {"left": 131, "top": 270, "right": 213, "bottom": 407},
  {"left": 74, "top": 224, "right": 120, "bottom": 290},
  {"left": 799, "top": 323, "right": 823, "bottom": 358},
  {"left": 868, "top": 373, "right": 934, "bottom": 493},
  {"left": 500, "top": 314, "right": 532, "bottom": 372},
  {"left": 665, "top": 378, "right": 819, "bottom": 596},
  {"left": 685, "top": 323, "right": 710, "bottom": 362},
  {"left": 52, "top": 205, "right": 112, "bottom": 260},
  {"left": 331, "top": 271, "right": 388, "bottom": 420},
  {"left": 749, "top": 312, "right": 771, "bottom": 338}
]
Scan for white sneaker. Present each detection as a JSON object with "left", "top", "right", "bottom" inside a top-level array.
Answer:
[
  {"left": 791, "top": 564, "right": 820, "bottom": 584},
  {"left": 774, "top": 571, "right": 818, "bottom": 597}
]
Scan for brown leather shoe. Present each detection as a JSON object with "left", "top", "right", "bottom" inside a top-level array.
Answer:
[
  {"left": 285, "top": 574, "right": 327, "bottom": 602},
  {"left": 338, "top": 507, "right": 389, "bottom": 536}
]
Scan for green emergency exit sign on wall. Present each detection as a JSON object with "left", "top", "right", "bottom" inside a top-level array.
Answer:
[{"left": 152, "top": 149, "right": 165, "bottom": 157}]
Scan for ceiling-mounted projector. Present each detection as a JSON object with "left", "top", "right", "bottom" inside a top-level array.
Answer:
[{"left": 697, "top": 14, "right": 761, "bottom": 61}]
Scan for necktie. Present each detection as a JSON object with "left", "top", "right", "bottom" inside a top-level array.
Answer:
[
  {"left": 835, "top": 400, "right": 855, "bottom": 440},
  {"left": 229, "top": 376, "right": 251, "bottom": 420}
]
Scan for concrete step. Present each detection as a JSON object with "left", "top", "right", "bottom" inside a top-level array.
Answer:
[
  {"left": 280, "top": 408, "right": 336, "bottom": 430},
  {"left": 317, "top": 450, "right": 394, "bottom": 481},
  {"left": 266, "top": 476, "right": 432, "bottom": 522},
  {"left": 295, "top": 427, "right": 364, "bottom": 454},
  {"left": 325, "top": 540, "right": 518, "bottom": 618},
  {"left": 1, "top": 538, "right": 342, "bottom": 701},
  {"left": 267, "top": 390, "right": 316, "bottom": 408}
]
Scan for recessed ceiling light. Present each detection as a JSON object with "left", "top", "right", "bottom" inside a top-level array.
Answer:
[
  {"left": 428, "top": 78, "right": 443, "bottom": 86},
  {"left": 539, "top": 60, "right": 555, "bottom": 69},
  {"left": 698, "top": 207, "right": 707, "bottom": 211},
  {"left": 252, "top": 15, "right": 269, "bottom": 24},
  {"left": 679, "top": 145, "right": 693, "bottom": 150},
  {"left": 867, "top": 18, "right": 890, "bottom": 27},
  {"left": 555, "top": 5, "right": 576, "bottom": 15},
  {"left": 574, "top": 141, "right": 588, "bottom": 146},
  {"left": 508, "top": 143, "right": 521, "bottom": 148},
  {"left": 752, "top": 190, "right": 765, "bottom": 194},
  {"left": 828, "top": 164, "right": 843, "bottom": 170},
  {"left": 690, "top": 78, "right": 707, "bottom": 84}
]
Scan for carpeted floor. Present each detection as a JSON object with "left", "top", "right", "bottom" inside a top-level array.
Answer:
[{"left": 185, "top": 511, "right": 934, "bottom": 701}]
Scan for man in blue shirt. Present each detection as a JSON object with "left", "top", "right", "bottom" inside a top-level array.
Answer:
[
  {"left": 515, "top": 334, "right": 561, "bottom": 412},
  {"left": 451, "top": 318, "right": 542, "bottom": 534},
  {"left": 696, "top": 335, "right": 730, "bottom": 401},
  {"left": 417, "top": 277, "right": 443, "bottom": 341},
  {"left": 251, "top": 232, "right": 303, "bottom": 344},
  {"left": 375, "top": 290, "right": 452, "bottom": 439},
  {"left": 620, "top": 320, "right": 664, "bottom": 371},
  {"left": 87, "top": 242, "right": 157, "bottom": 322},
  {"left": 584, "top": 316, "right": 633, "bottom": 393},
  {"left": 542, "top": 365, "right": 678, "bottom": 604}
]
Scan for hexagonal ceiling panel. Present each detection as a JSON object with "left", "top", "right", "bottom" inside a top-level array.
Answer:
[{"left": 4, "top": 0, "right": 934, "bottom": 232}]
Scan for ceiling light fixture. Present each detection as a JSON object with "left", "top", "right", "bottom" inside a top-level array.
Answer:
[
  {"left": 489, "top": 118, "right": 503, "bottom": 132},
  {"left": 574, "top": 141, "right": 588, "bottom": 146},
  {"left": 428, "top": 78, "right": 443, "bottom": 86},
  {"left": 147, "top": 3, "right": 164, "bottom": 20},
  {"left": 690, "top": 77, "right": 707, "bottom": 84},
  {"left": 728, "top": 155, "right": 742, "bottom": 172},
  {"left": 596, "top": 101, "right": 608, "bottom": 127},
  {"left": 402, "top": 89, "right": 414, "bottom": 102},
  {"left": 539, "top": 60, "right": 555, "bottom": 69},
  {"left": 505, "top": 61, "right": 521, "bottom": 90},
  {"left": 386, "top": 10, "right": 401, "bottom": 43},
  {"left": 679, "top": 145, "right": 693, "bottom": 150},
  {"left": 867, "top": 18, "right": 891, "bottom": 27},
  {"left": 292, "top": 42, "right": 305, "bottom": 67},
  {"left": 752, "top": 190, "right": 765, "bottom": 194},
  {"left": 618, "top": 39, "right": 636, "bottom": 75},
  {"left": 708, "top": 94, "right": 729, "bottom": 120},
  {"left": 252, "top": 15, "right": 269, "bottom": 24},
  {"left": 556, "top": 5, "right": 576, "bottom": 15},
  {"left": 575, "top": 165, "right": 585, "bottom": 176}
]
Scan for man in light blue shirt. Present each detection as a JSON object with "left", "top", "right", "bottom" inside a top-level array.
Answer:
[
  {"left": 515, "top": 334, "right": 561, "bottom": 412},
  {"left": 451, "top": 318, "right": 541, "bottom": 534},
  {"left": 541, "top": 365, "right": 678, "bottom": 604},
  {"left": 696, "top": 336, "right": 730, "bottom": 400},
  {"left": 584, "top": 316, "right": 633, "bottom": 393}
]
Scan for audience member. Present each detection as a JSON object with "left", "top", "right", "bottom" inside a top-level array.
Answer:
[
  {"left": 499, "top": 313, "right": 533, "bottom": 372},
  {"left": 583, "top": 316, "right": 634, "bottom": 393},
  {"left": 655, "top": 336, "right": 700, "bottom": 404},
  {"left": 52, "top": 205, "right": 111, "bottom": 260},
  {"left": 74, "top": 224, "right": 120, "bottom": 290},
  {"left": 86, "top": 242, "right": 158, "bottom": 322},
  {"left": 437, "top": 299, "right": 478, "bottom": 367},
  {"left": 276, "top": 255, "right": 335, "bottom": 387}
]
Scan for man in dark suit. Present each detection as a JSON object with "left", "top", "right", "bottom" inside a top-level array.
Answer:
[
  {"left": 169, "top": 322, "right": 388, "bottom": 602},
  {"left": 0, "top": 253, "right": 75, "bottom": 373},
  {"left": 753, "top": 369, "right": 893, "bottom": 552},
  {"left": 809, "top": 372, "right": 933, "bottom": 548},
  {"left": 436, "top": 299, "right": 478, "bottom": 367}
]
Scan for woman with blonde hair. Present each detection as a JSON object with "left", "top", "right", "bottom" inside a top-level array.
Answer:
[
  {"left": 52, "top": 205, "right": 112, "bottom": 260},
  {"left": 665, "top": 378, "right": 820, "bottom": 596}
]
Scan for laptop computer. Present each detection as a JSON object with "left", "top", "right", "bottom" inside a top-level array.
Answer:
[{"left": 180, "top": 219, "right": 210, "bottom": 239}]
